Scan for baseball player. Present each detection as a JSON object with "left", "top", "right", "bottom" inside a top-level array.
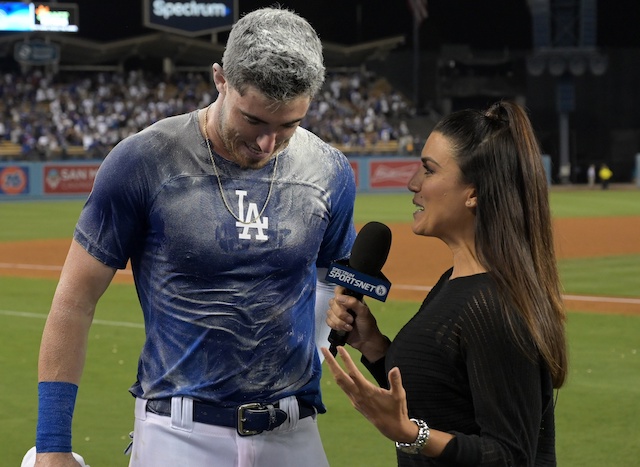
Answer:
[{"left": 34, "top": 7, "right": 357, "bottom": 467}]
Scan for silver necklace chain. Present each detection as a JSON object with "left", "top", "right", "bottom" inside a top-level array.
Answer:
[{"left": 203, "top": 104, "right": 278, "bottom": 225}]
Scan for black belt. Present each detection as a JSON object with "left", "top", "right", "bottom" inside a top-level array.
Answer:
[{"left": 145, "top": 398, "right": 316, "bottom": 436}]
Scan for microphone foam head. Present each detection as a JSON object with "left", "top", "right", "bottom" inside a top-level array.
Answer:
[{"left": 349, "top": 221, "right": 392, "bottom": 275}]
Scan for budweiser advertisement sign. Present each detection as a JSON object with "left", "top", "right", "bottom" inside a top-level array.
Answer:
[{"left": 369, "top": 160, "right": 420, "bottom": 188}]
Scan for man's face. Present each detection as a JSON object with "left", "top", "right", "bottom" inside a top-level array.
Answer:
[{"left": 214, "top": 83, "right": 311, "bottom": 169}]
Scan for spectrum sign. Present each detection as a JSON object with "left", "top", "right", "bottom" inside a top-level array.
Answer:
[{"left": 143, "top": 0, "right": 237, "bottom": 36}]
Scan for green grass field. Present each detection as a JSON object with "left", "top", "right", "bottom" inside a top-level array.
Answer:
[{"left": 1, "top": 190, "right": 640, "bottom": 466}]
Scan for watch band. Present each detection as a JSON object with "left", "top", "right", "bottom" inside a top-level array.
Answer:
[{"left": 395, "top": 418, "right": 430, "bottom": 455}]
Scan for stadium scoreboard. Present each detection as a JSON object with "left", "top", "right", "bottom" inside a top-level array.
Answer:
[{"left": 0, "top": 2, "right": 79, "bottom": 33}]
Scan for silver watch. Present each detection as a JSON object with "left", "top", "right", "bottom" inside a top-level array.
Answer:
[{"left": 395, "top": 418, "right": 430, "bottom": 455}]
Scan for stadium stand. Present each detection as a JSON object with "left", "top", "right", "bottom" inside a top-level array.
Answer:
[{"left": 0, "top": 67, "right": 420, "bottom": 161}]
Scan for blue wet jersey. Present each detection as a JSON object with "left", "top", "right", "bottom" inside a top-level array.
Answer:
[{"left": 74, "top": 111, "right": 357, "bottom": 411}]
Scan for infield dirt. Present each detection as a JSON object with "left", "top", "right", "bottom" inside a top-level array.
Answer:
[{"left": 1, "top": 216, "right": 639, "bottom": 314}]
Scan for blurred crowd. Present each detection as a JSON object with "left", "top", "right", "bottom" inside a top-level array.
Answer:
[{"left": 0, "top": 68, "right": 418, "bottom": 161}]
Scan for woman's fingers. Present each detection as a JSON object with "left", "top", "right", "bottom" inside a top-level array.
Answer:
[
  {"left": 326, "top": 298, "right": 353, "bottom": 331},
  {"left": 321, "top": 347, "right": 359, "bottom": 394},
  {"left": 386, "top": 366, "right": 407, "bottom": 402},
  {"left": 335, "top": 345, "right": 366, "bottom": 382}
]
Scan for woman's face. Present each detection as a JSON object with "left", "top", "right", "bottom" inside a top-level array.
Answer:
[{"left": 407, "top": 131, "right": 476, "bottom": 241}]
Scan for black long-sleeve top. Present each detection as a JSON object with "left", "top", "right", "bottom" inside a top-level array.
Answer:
[{"left": 364, "top": 269, "right": 556, "bottom": 466}]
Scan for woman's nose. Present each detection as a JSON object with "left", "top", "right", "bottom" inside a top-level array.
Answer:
[{"left": 407, "top": 168, "right": 421, "bottom": 192}]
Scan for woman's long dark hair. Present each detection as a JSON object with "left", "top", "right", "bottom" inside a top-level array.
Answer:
[{"left": 433, "top": 101, "right": 568, "bottom": 388}]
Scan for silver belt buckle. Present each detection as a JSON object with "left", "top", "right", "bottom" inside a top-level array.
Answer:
[{"left": 237, "top": 402, "right": 264, "bottom": 436}]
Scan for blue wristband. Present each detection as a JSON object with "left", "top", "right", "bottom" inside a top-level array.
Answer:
[{"left": 36, "top": 381, "right": 78, "bottom": 453}]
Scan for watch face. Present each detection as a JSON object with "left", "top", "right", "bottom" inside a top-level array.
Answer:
[{"left": 397, "top": 444, "right": 421, "bottom": 455}]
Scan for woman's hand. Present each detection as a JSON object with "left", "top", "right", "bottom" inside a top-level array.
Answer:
[
  {"left": 320, "top": 346, "right": 419, "bottom": 444},
  {"left": 326, "top": 286, "right": 388, "bottom": 361}
]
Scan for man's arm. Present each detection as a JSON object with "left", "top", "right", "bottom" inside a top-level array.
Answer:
[{"left": 36, "top": 240, "right": 117, "bottom": 465}]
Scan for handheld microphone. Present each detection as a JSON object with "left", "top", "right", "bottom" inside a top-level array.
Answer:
[{"left": 325, "top": 221, "right": 392, "bottom": 356}]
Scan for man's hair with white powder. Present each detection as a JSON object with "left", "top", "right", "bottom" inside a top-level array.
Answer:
[{"left": 221, "top": 6, "right": 326, "bottom": 102}]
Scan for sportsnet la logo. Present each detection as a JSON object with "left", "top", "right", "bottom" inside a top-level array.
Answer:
[
  {"left": 234, "top": 190, "right": 268, "bottom": 241},
  {"left": 325, "top": 262, "right": 391, "bottom": 302}
]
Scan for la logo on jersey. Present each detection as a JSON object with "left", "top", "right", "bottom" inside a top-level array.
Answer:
[{"left": 235, "top": 190, "right": 268, "bottom": 240}]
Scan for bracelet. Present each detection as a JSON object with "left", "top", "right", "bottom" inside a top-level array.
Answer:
[
  {"left": 395, "top": 418, "right": 430, "bottom": 455},
  {"left": 36, "top": 381, "right": 78, "bottom": 452}
]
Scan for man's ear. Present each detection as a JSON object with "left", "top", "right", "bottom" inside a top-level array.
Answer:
[{"left": 212, "top": 63, "right": 226, "bottom": 94}]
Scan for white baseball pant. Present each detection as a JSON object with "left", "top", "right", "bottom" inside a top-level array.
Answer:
[{"left": 127, "top": 396, "right": 330, "bottom": 467}]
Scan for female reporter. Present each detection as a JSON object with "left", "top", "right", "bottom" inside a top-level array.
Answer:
[{"left": 322, "top": 101, "right": 568, "bottom": 466}]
